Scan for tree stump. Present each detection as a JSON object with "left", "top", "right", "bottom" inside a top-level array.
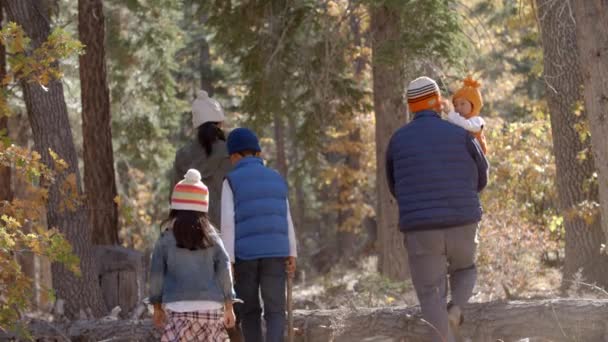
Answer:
[{"left": 95, "top": 245, "right": 145, "bottom": 316}]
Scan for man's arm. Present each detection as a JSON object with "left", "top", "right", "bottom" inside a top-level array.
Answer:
[{"left": 466, "top": 134, "right": 489, "bottom": 192}]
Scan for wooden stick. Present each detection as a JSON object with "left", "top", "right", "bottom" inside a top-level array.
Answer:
[{"left": 287, "top": 274, "right": 294, "bottom": 342}]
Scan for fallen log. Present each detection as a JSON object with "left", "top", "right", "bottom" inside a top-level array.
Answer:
[
  {"left": 2, "top": 299, "right": 607, "bottom": 341},
  {"left": 294, "top": 298, "right": 608, "bottom": 342}
]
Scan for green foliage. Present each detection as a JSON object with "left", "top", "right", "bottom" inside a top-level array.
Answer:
[
  {"left": 204, "top": 0, "right": 467, "bottom": 238},
  {"left": 103, "top": 0, "right": 192, "bottom": 241},
  {"left": 386, "top": 0, "right": 466, "bottom": 65},
  {"left": 455, "top": 0, "right": 544, "bottom": 119},
  {"left": 105, "top": 0, "right": 187, "bottom": 172}
]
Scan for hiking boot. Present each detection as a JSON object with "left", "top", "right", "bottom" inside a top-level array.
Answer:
[{"left": 447, "top": 302, "right": 464, "bottom": 342}]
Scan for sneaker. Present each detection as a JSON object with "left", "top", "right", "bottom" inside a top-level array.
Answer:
[{"left": 447, "top": 302, "right": 464, "bottom": 342}]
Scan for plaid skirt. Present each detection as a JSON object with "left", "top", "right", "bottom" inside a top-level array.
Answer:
[{"left": 161, "top": 309, "right": 229, "bottom": 342}]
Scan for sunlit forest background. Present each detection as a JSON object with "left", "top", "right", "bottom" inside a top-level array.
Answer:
[{"left": 2, "top": 0, "right": 608, "bottom": 340}]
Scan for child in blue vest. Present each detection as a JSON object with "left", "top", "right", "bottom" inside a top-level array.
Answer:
[{"left": 220, "top": 128, "right": 297, "bottom": 342}]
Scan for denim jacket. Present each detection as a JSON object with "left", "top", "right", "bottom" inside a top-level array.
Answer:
[{"left": 148, "top": 228, "right": 236, "bottom": 304}]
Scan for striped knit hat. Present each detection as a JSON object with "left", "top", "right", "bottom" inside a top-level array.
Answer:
[
  {"left": 406, "top": 76, "right": 441, "bottom": 113},
  {"left": 171, "top": 169, "right": 209, "bottom": 213}
]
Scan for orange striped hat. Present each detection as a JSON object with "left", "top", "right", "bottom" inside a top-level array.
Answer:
[
  {"left": 407, "top": 76, "right": 441, "bottom": 113},
  {"left": 171, "top": 169, "right": 209, "bottom": 213}
]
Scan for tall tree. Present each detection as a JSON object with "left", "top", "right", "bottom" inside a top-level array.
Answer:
[
  {"left": 335, "top": 4, "right": 368, "bottom": 262},
  {"left": 79, "top": 0, "right": 119, "bottom": 245},
  {"left": 0, "top": 1, "right": 10, "bottom": 203},
  {"left": 536, "top": 0, "right": 608, "bottom": 288},
  {"left": 371, "top": 3, "right": 409, "bottom": 280},
  {"left": 274, "top": 113, "right": 288, "bottom": 177},
  {"left": 4, "top": 0, "right": 106, "bottom": 317},
  {"left": 572, "top": 0, "right": 608, "bottom": 254}
]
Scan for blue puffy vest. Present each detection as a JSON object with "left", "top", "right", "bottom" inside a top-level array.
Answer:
[
  {"left": 387, "top": 110, "right": 483, "bottom": 231},
  {"left": 226, "top": 157, "right": 289, "bottom": 260}
]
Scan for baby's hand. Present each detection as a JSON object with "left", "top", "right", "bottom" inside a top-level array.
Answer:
[{"left": 440, "top": 98, "right": 453, "bottom": 114}]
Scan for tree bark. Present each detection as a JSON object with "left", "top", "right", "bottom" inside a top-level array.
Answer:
[
  {"left": 274, "top": 112, "right": 288, "bottom": 178},
  {"left": 199, "top": 35, "right": 214, "bottom": 96},
  {"left": 4, "top": 299, "right": 608, "bottom": 341},
  {"left": 572, "top": 0, "right": 608, "bottom": 253},
  {"left": 79, "top": 0, "right": 119, "bottom": 246},
  {"left": 287, "top": 114, "right": 305, "bottom": 230},
  {"left": 370, "top": 4, "right": 409, "bottom": 280},
  {"left": 536, "top": 0, "right": 608, "bottom": 288},
  {"left": 0, "top": 2, "right": 11, "bottom": 203},
  {"left": 195, "top": 6, "right": 214, "bottom": 97},
  {"left": 4, "top": 0, "right": 106, "bottom": 317}
]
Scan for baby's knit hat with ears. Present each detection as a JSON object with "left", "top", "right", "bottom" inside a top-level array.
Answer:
[
  {"left": 171, "top": 169, "right": 209, "bottom": 213},
  {"left": 191, "top": 90, "right": 226, "bottom": 129},
  {"left": 453, "top": 76, "right": 483, "bottom": 116}
]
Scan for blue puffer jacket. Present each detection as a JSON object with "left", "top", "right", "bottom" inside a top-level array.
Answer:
[
  {"left": 226, "top": 157, "right": 289, "bottom": 260},
  {"left": 386, "top": 110, "right": 489, "bottom": 232}
]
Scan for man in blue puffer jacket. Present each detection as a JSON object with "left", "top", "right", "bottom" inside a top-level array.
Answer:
[
  {"left": 220, "top": 128, "right": 297, "bottom": 342},
  {"left": 386, "top": 76, "right": 489, "bottom": 342}
]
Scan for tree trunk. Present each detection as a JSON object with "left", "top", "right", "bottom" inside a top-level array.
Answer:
[
  {"left": 4, "top": 0, "right": 106, "bottom": 317},
  {"left": 536, "top": 0, "right": 608, "bottom": 288},
  {"left": 5, "top": 299, "right": 608, "bottom": 341},
  {"left": 195, "top": 6, "right": 214, "bottom": 97},
  {"left": 79, "top": 0, "right": 119, "bottom": 246},
  {"left": 572, "top": 0, "right": 608, "bottom": 253},
  {"left": 370, "top": 4, "right": 409, "bottom": 280},
  {"left": 199, "top": 36, "right": 214, "bottom": 96},
  {"left": 0, "top": 2, "right": 11, "bottom": 203},
  {"left": 288, "top": 114, "right": 305, "bottom": 230},
  {"left": 274, "top": 112, "right": 288, "bottom": 178}
]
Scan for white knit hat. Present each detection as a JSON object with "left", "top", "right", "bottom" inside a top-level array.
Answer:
[
  {"left": 191, "top": 90, "right": 225, "bottom": 129},
  {"left": 171, "top": 169, "right": 209, "bottom": 213}
]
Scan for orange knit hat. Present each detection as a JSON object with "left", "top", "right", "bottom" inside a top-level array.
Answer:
[{"left": 453, "top": 76, "right": 483, "bottom": 116}]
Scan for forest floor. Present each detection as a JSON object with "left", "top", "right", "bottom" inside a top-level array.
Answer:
[{"left": 293, "top": 255, "right": 564, "bottom": 312}]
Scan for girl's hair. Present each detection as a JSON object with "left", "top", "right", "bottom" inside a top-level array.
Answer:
[
  {"left": 162, "top": 210, "right": 214, "bottom": 250},
  {"left": 197, "top": 122, "right": 226, "bottom": 156}
]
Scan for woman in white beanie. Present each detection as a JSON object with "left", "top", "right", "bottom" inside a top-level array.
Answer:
[
  {"left": 171, "top": 91, "right": 244, "bottom": 340},
  {"left": 171, "top": 90, "right": 232, "bottom": 243}
]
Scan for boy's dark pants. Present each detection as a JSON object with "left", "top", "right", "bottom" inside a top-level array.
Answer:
[{"left": 235, "top": 257, "right": 286, "bottom": 342}]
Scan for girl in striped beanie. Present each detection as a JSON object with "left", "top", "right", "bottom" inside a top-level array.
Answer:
[{"left": 149, "top": 169, "right": 237, "bottom": 342}]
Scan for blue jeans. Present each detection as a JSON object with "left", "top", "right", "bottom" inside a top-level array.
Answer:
[{"left": 234, "top": 257, "right": 286, "bottom": 342}]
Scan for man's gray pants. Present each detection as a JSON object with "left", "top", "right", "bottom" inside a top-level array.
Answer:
[{"left": 404, "top": 223, "right": 478, "bottom": 342}]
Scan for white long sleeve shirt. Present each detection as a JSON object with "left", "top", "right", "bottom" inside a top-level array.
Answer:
[
  {"left": 220, "top": 180, "right": 297, "bottom": 262},
  {"left": 447, "top": 111, "right": 485, "bottom": 133}
]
